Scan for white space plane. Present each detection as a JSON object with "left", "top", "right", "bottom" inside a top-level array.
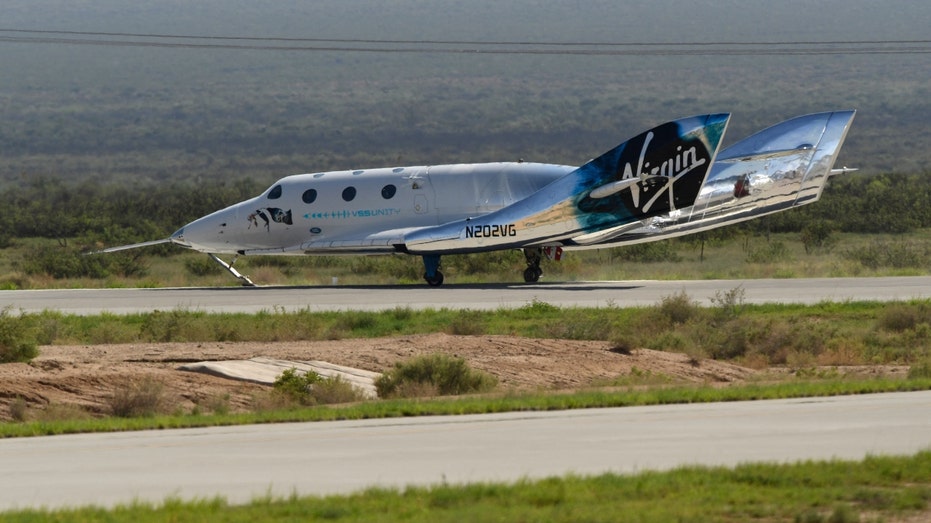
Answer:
[{"left": 99, "top": 111, "right": 855, "bottom": 286}]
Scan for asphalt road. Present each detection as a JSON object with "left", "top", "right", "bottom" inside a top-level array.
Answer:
[
  {"left": 2, "top": 276, "right": 931, "bottom": 314},
  {"left": 1, "top": 391, "right": 929, "bottom": 510}
]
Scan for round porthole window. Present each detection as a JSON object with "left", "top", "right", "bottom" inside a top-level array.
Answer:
[
  {"left": 381, "top": 184, "right": 397, "bottom": 199},
  {"left": 342, "top": 187, "right": 356, "bottom": 202},
  {"left": 302, "top": 189, "right": 317, "bottom": 204}
]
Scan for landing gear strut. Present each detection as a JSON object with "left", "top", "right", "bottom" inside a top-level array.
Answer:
[
  {"left": 523, "top": 248, "right": 543, "bottom": 283},
  {"left": 208, "top": 253, "right": 256, "bottom": 287},
  {"left": 422, "top": 254, "right": 444, "bottom": 286}
]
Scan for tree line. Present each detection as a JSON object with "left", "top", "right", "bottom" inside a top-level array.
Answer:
[{"left": 2, "top": 171, "right": 929, "bottom": 249}]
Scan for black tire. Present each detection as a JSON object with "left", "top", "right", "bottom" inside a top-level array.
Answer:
[
  {"left": 523, "top": 267, "right": 540, "bottom": 283},
  {"left": 425, "top": 271, "right": 444, "bottom": 286}
]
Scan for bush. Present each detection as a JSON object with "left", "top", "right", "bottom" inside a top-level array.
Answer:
[
  {"left": 273, "top": 368, "right": 322, "bottom": 405},
  {"left": 0, "top": 308, "right": 38, "bottom": 363},
  {"left": 8, "top": 397, "right": 28, "bottom": 422},
  {"left": 309, "top": 375, "right": 367, "bottom": 404},
  {"left": 375, "top": 354, "right": 498, "bottom": 398},
  {"left": 800, "top": 220, "right": 836, "bottom": 254},
  {"left": 878, "top": 303, "right": 928, "bottom": 332},
  {"left": 657, "top": 291, "right": 701, "bottom": 325},
  {"left": 710, "top": 286, "right": 746, "bottom": 320},
  {"left": 109, "top": 377, "right": 167, "bottom": 417},
  {"left": 273, "top": 368, "right": 366, "bottom": 406}
]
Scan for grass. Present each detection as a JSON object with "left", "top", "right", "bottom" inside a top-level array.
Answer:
[
  {"left": 3, "top": 377, "right": 931, "bottom": 439},
  {"left": 11, "top": 299, "right": 931, "bottom": 366},
  {"left": 2, "top": 451, "right": 930, "bottom": 521}
]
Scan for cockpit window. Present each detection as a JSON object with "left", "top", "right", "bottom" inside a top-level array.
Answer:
[{"left": 268, "top": 184, "right": 283, "bottom": 200}]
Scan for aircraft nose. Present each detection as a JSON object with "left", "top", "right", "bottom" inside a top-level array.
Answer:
[
  {"left": 170, "top": 205, "right": 240, "bottom": 253},
  {"left": 169, "top": 226, "right": 190, "bottom": 248}
]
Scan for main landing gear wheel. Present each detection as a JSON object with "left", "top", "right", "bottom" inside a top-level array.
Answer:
[
  {"left": 424, "top": 271, "right": 445, "bottom": 287},
  {"left": 523, "top": 267, "right": 543, "bottom": 283},
  {"left": 421, "top": 254, "right": 444, "bottom": 287},
  {"left": 522, "top": 247, "right": 543, "bottom": 283}
]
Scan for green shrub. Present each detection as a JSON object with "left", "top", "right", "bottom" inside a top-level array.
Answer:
[
  {"left": 0, "top": 308, "right": 39, "bottom": 363},
  {"left": 657, "top": 291, "right": 701, "bottom": 325},
  {"left": 273, "top": 368, "right": 322, "bottom": 405},
  {"left": 375, "top": 354, "right": 498, "bottom": 398},
  {"left": 273, "top": 368, "right": 366, "bottom": 406}
]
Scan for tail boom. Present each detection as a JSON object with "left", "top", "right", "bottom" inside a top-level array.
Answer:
[{"left": 401, "top": 114, "right": 730, "bottom": 254}]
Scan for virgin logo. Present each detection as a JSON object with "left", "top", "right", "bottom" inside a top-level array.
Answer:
[{"left": 619, "top": 131, "right": 707, "bottom": 212}]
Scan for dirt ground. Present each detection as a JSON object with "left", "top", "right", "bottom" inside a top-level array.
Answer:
[{"left": 0, "top": 334, "right": 908, "bottom": 421}]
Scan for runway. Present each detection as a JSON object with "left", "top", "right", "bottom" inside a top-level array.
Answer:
[
  {"left": 0, "top": 391, "right": 929, "bottom": 510},
  {"left": 2, "top": 276, "right": 931, "bottom": 314}
]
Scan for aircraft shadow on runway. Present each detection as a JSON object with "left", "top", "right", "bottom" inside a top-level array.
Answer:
[{"left": 143, "top": 282, "right": 643, "bottom": 293}]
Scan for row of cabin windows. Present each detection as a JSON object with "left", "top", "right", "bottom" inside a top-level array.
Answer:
[{"left": 267, "top": 184, "right": 398, "bottom": 204}]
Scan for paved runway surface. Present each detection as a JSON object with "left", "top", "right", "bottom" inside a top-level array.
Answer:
[
  {"left": 3, "top": 276, "right": 931, "bottom": 314},
  {"left": 1, "top": 391, "right": 929, "bottom": 510}
]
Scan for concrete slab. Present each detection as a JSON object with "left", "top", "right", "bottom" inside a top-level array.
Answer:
[{"left": 180, "top": 358, "right": 381, "bottom": 398}]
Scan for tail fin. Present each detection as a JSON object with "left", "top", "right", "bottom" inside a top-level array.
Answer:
[
  {"left": 573, "top": 110, "right": 857, "bottom": 248},
  {"left": 402, "top": 114, "right": 730, "bottom": 254}
]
